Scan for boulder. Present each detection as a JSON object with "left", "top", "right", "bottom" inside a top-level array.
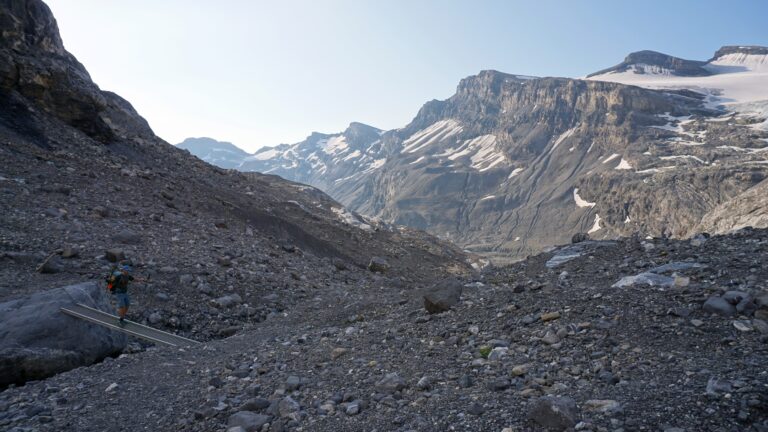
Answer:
[
  {"left": 227, "top": 411, "right": 271, "bottom": 432},
  {"left": 375, "top": 372, "right": 407, "bottom": 394},
  {"left": 211, "top": 294, "right": 243, "bottom": 308},
  {"left": 703, "top": 296, "right": 736, "bottom": 317},
  {"left": 368, "top": 256, "right": 390, "bottom": 273},
  {"left": 528, "top": 396, "right": 580, "bottom": 431},
  {"left": 36, "top": 254, "right": 63, "bottom": 274},
  {"left": 112, "top": 229, "right": 141, "bottom": 245},
  {"left": 104, "top": 248, "right": 125, "bottom": 263},
  {"left": 0, "top": 282, "right": 127, "bottom": 387},
  {"left": 571, "top": 232, "right": 590, "bottom": 244},
  {"left": 423, "top": 279, "right": 463, "bottom": 314}
]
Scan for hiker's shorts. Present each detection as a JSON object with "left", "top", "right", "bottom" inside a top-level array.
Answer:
[{"left": 115, "top": 293, "right": 130, "bottom": 308}]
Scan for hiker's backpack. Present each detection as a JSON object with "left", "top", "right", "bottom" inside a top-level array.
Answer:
[{"left": 105, "top": 267, "right": 120, "bottom": 292}]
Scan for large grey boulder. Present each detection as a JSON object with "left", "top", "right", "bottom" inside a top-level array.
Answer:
[
  {"left": 528, "top": 396, "right": 580, "bottom": 430},
  {"left": 0, "top": 282, "right": 127, "bottom": 387},
  {"left": 423, "top": 279, "right": 463, "bottom": 314}
]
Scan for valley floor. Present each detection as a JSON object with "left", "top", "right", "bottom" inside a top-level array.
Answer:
[{"left": 2, "top": 230, "right": 767, "bottom": 432}]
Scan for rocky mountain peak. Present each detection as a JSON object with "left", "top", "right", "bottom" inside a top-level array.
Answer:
[
  {"left": 588, "top": 49, "right": 711, "bottom": 77},
  {"left": 0, "top": 0, "right": 154, "bottom": 143},
  {"left": 0, "top": 0, "right": 65, "bottom": 55},
  {"left": 342, "top": 122, "right": 381, "bottom": 145},
  {"left": 712, "top": 45, "right": 768, "bottom": 59}
]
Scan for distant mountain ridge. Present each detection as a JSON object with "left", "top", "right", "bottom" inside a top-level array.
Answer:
[
  {"left": 176, "top": 137, "right": 250, "bottom": 169},
  {"left": 181, "top": 45, "right": 768, "bottom": 262}
]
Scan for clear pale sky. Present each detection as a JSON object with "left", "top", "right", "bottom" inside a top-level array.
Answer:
[{"left": 46, "top": 0, "right": 768, "bottom": 152}]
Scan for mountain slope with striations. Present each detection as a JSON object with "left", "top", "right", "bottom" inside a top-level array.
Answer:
[{"left": 198, "top": 49, "right": 768, "bottom": 263}]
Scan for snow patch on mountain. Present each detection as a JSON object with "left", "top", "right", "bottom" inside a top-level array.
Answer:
[
  {"left": 615, "top": 159, "right": 633, "bottom": 170},
  {"left": 588, "top": 214, "right": 602, "bottom": 233},
  {"left": 574, "top": 188, "right": 596, "bottom": 208},
  {"left": 403, "top": 120, "right": 463, "bottom": 153},
  {"left": 587, "top": 52, "right": 768, "bottom": 114},
  {"left": 508, "top": 167, "right": 524, "bottom": 178},
  {"left": 552, "top": 127, "right": 577, "bottom": 151}
]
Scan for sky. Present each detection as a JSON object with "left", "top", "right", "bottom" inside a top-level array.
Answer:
[{"left": 46, "top": 0, "right": 768, "bottom": 152}]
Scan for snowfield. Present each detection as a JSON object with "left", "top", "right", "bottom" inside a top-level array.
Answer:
[{"left": 586, "top": 53, "right": 768, "bottom": 115}]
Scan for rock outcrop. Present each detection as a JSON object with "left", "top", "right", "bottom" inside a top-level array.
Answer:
[{"left": 0, "top": 282, "right": 127, "bottom": 387}]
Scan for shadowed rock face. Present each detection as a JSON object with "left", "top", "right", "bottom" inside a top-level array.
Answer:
[
  {"left": 0, "top": 0, "right": 154, "bottom": 143},
  {"left": 0, "top": 282, "right": 127, "bottom": 388}
]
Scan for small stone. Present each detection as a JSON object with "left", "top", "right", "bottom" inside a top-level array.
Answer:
[
  {"left": 285, "top": 376, "right": 302, "bottom": 391},
  {"left": 690, "top": 319, "right": 704, "bottom": 327},
  {"left": 512, "top": 364, "right": 530, "bottom": 376},
  {"left": 752, "top": 319, "right": 768, "bottom": 334},
  {"left": 488, "top": 378, "right": 510, "bottom": 391},
  {"left": 458, "top": 374, "right": 473, "bottom": 388},
  {"left": 345, "top": 400, "right": 361, "bottom": 416},
  {"left": 541, "top": 331, "right": 560, "bottom": 345},
  {"left": 368, "top": 256, "right": 390, "bottom": 273},
  {"left": 148, "top": 312, "right": 162, "bottom": 324},
  {"left": 583, "top": 399, "right": 621, "bottom": 413},
  {"left": 105, "top": 249, "right": 125, "bottom": 263},
  {"left": 60, "top": 247, "right": 79, "bottom": 258},
  {"left": 113, "top": 229, "right": 141, "bottom": 244},
  {"left": 733, "top": 321, "right": 753, "bottom": 332},
  {"left": 468, "top": 325, "right": 480, "bottom": 335},
  {"left": 488, "top": 347, "right": 508, "bottom": 361},
  {"left": 278, "top": 396, "right": 300, "bottom": 418},
  {"left": 239, "top": 398, "right": 270, "bottom": 411},
  {"left": 105, "top": 383, "right": 118, "bottom": 393},
  {"left": 376, "top": 373, "right": 407, "bottom": 394},
  {"left": 416, "top": 376, "right": 432, "bottom": 391},
  {"left": 706, "top": 377, "right": 732, "bottom": 396},
  {"left": 37, "top": 255, "right": 63, "bottom": 274},
  {"left": 331, "top": 347, "right": 349, "bottom": 360},
  {"left": 467, "top": 402, "right": 486, "bottom": 416},
  {"left": 541, "top": 311, "right": 561, "bottom": 322}
]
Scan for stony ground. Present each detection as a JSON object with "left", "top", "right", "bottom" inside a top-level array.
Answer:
[{"left": 2, "top": 229, "right": 766, "bottom": 432}]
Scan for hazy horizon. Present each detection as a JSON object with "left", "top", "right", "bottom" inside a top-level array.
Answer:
[{"left": 46, "top": 0, "right": 768, "bottom": 152}]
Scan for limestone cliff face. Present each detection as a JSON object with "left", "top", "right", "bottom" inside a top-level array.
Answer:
[{"left": 217, "top": 65, "right": 767, "bottom": 262}]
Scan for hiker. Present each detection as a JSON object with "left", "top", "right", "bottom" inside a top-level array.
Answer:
[{"left": 106, "top": 261, "right": 146, "bottom": 325}]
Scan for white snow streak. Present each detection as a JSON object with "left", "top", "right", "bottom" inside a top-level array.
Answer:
[
  {"left": 588, "top": 214, "right": 602, "bottom": 234},
  {"left": 615, "top": 158, "right": 633, "bottom": 170},
  {"left": 573, "top": 188, "right": 596, "bottom": 208},
  {"left": 551, "top": 127, "right": 577, "bottom": 151},
  {"left": 402, "top": 120, "right": 463, "bottom": 153}
]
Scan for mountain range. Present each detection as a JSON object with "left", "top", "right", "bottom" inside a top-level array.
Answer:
[{"left": 180, "top": 46, "right": 768, "bottom": 262}]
